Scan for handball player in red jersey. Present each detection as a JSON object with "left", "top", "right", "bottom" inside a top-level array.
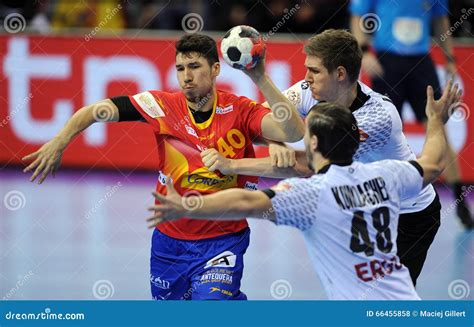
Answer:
[{"left": 22, "top": 34, "right": 304, "bottom": 300}]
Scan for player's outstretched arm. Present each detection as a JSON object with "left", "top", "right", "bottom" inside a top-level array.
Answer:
[
  {"left": 22, "top": 99, "right": 120, "bottom": 184},
  {"left": 243, "top": 55, "right": 304, "bottom": 143},
  {"left": 200, "top": 149, "right": 312, "bottom": 178},
  {"left": 146, "top": 179, "right": 274, "bottom": 228},
  {"left": 416, "top": 80, "right": 462, "bottom": 188}
]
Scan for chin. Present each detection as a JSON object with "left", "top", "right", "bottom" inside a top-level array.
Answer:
[
  {"left": 311, "top": 91, "right": 322, "bottom": 101},
  {"left": 183, "top": 90, "right": 198, "bottom": 102}
]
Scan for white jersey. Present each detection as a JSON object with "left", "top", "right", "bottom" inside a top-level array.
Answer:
[
  {"left": 271, "top": 160, "right": 423, "bottom": 300},
  {"left": 283, "top": 80, "right": 436, "bottom": 214}
]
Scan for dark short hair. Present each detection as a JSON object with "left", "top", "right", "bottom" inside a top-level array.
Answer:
[
  {"left": 304, "top": 29, "right": 362, "bottom": 83},
  {"left": 175, "top": 34, "right": 219, "bottom": 66},
  {"left": 306, "top": 102, "right": 360, "bottom": 162}
]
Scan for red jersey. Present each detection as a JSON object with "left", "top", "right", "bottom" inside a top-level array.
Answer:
[{"left": 129, "top": 89, "right": 271, "bottom": 240}]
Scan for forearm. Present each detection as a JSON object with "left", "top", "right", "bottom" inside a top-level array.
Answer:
[
  {"left": 230, "top": 152, "right": 312, "bottom": 178},
  {"left": 230, "top": 157, "right": 300, "bottom": 178},
  {"left": 55, "top": 99, "right": 118, "bottom": 148},
  {"left": 417, "top": 116, "right": 447, "bottom": 185},
  {"left": 255, "top": 75, "right": 304, "bottom": 142},
  {"left": 184, "top": 189, "right": 271, "bottom": 220},
  {"left": 433, "top": 16, "right": 455, "bottom": 62},
  {"left": 350, "top": 16, "right": 371, "bottom": 46}
]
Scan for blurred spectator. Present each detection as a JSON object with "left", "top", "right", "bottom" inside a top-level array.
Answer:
[
  {"left": 0, "top": 0, "right": 50, "bottom": 33},
  {"left": 207, "top": 0, "right": 348, "bottom": 34},
  {"left": 2, "top": 0, "right": 472, "bottom": 36},
  {"left": 50, "top": 0, "right": 125, "bottom": 31}
]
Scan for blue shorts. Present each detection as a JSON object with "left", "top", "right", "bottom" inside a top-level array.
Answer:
[{"left": 150, "top": 227, "right": 250, "bottom": 300}]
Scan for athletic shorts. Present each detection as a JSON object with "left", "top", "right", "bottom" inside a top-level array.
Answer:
[
  {"left": 372, "top": 52, "right": 442, "bottom": 123},
  {"left": 397, "top": 193, "right": 441, "bottom": 286},
  {"left": 150, "top": 227, "right": 250, "bottom": 300}
]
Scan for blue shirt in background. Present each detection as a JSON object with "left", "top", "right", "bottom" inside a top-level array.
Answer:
[{"left": 350, "top": 0, "right": 448, "bottom": 55}]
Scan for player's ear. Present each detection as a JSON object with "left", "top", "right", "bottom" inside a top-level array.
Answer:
[
  {"left": 335, "top": 66, "right": 347, "bottom": 82},
  {"left": 211, "top": 62, "right": 220, "bottom": 78},
  {"left": 310, "top": 135, "right": 318, "bottom": 153}
]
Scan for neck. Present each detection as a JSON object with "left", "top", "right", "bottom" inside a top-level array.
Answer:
[
  {"left": 312, "top": 152, "right": 331, "bottom": 173},
  {"left": 187, "top": 89, "right": 216, "bottom": 112},
  {"left": 333, "top": 82, "right": 358, "bottom": 108}
]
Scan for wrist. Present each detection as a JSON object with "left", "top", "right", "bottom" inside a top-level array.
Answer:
[
  {"left": 53, "top": 134, "right": 71, "bottom": 150},
  {"left": 427, "top": 112, "right": 445, "bottom": 124},
  {"left": 227, "top": 159, "right": 238, "bottom": 174},
  {"left": 446, "top": 54, "right": 456, "bottom": 63},
  {"left": 252, "top": 73, "right": 268, "bottom": 86}
]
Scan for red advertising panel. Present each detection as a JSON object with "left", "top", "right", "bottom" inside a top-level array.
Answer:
[{"left": 0, "top": 35, "right": 472, "bottom": 180}]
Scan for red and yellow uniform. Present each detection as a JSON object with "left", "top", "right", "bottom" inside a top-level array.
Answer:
[{"left": 130, "top": 89, "right": 270, "bottom": 240}]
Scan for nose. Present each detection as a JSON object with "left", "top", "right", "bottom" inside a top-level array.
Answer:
[
  {"left": 184, "top": 68, "right": 193, "bottom": 83},
  {"left": 304, "top": 70, "right": 312, "bottom": 84}
]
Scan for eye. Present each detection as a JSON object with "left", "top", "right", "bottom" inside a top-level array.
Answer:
[{"left": 176, "top": 67, "right": 184, "bottom": 71}]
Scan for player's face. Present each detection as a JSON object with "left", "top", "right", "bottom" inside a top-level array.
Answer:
[
  {"left": 304, "top": 55, "right": 339, "bottom": 102},
  {"left": 175, "top": 52, "right": 220, "bottom": 104}
]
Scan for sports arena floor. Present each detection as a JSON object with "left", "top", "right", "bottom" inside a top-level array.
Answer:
[{"left": 1, "top": 168, "right": 473, "bottom": 300}]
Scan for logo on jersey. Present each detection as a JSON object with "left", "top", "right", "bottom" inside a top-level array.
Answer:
[
  {"left": 200, "top": 269, "right": 234, "bottom": 285},
  {"left": 273, "top": 181, "right": 292, "bottom": 193},
  {"left": 359, "top": 129, "right": 369, "bottom": 142},
  {"left": 181, "top": 168, "right": 237, "bottom": 191},
  {"left": 150, "top": 274, "right": 170, "bottom": 290},
  {"left": 158, "top": 171, "right": 168, "bottom": 185},
  {"left": 132, "top": 91, "right": 165, "bottom": 118},
  {"left": 209, "top": 287, "right": 232, "bottom": 296},
  {"left": 185, "top": 124, "right": 198, "bottom": 138},
  {"left": 244, "top": 181, "right": 258, "bottom": 190},
  {"left": 204, "top": 251, "right": 236, "bottom": 269},
  {"left": 216, "top": 105, "right": 233, "bottom": 115},
  {"left": 301, "top": 81, "right": 310, "bottom": 90},
  {"left": 283, "top": 90, "right": 301, "bottom": 106}
]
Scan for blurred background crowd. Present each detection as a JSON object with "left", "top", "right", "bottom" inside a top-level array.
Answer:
[{"left": 0, "top": 0, "right": 472, "bottom": 37}]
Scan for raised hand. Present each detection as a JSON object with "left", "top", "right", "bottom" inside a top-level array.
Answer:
[{"left": 425, "top": 79, "right": 462, "bottom": 124}]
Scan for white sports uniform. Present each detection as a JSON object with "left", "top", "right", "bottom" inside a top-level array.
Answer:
[
  {"left": 282, "top": 80, "right": 436, "bottom": 214},
  {"left": 270, "top": 160, "right": 423, "bottom": 300}
]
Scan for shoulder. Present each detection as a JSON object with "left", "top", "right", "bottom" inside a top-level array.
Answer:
[
  {"left": 368, "top": 159, "right": 413, "bottom": 175},
  {"left": 358, "top": 83, "right": 398, "bottom": 114},
  {"left": 354, "top": 84, "right": 398, "bottom": 127},
  {"left": 218, "top": 90, "right": 254, "bottom": 108}
]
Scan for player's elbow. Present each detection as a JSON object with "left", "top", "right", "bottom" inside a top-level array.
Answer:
[
  {"left": 235, "top": 190, "right": 270, "bottom": 218},
  {"left": 420, "top": 160, "right": 445, "bottom": 187},
  {"left": 283, "top": 125, "right": 304, "bottom": 143}
]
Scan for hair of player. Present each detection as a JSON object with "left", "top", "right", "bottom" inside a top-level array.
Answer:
[
  {"left": 175, "top": 34, "right": 219, "bottom": 66},
  {"left": 306, "top": 102, "right": 360, "bottom": 163},
  {"left": 304, "top": 29, "right": 362, "bottom": 83}
]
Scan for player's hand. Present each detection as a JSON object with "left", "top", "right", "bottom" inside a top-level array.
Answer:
[
  {"left": 241, "top": 48, "right": 266, "bottom": 82},
  {"left": 362, "top": 52, "right": 383, "bottom": 78},
  {"left": 201, "top": 148, "right": 233, "bottom": 175},
  {"left": 22, "top": 137, "right": 66, "bottom": 184},
  {"left": 147, "top": 179, "right": 185, "bottom": 228},
  {"left": 269, "top": 142, "right": 296, "bottom": 168},
  {"left": 425, "top": 79, "right": 462, "bottom": 124}
]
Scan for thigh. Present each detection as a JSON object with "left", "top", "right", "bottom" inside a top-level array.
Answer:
[
  {"left": 397, "top": 196, "right": 441, "bottom": 286},
  {"left": 190, "top": 228, "right": 250, "bottom": 300},
  {"left": 405, "top": 55, "right": 441, "bottom": 123},
  {"left": 150, "top": 229, "right": 191, "bottom": 300}
]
